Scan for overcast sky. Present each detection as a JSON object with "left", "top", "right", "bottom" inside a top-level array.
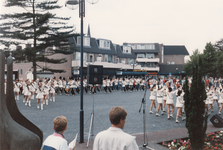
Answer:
[{"left": 1, "top": 0, "right": 223, "bottom": 56}]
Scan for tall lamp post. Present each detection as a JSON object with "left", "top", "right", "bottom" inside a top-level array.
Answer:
[{"left": 65, "top": 0, "right": 99, "bottom": 143}]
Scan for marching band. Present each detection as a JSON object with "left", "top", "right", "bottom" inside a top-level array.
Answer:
[{"left": 11, "top": 76, "right": 223, "bottom": 122}]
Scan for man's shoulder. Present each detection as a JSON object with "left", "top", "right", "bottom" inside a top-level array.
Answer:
[{"left": 96, "top": 127, "right": 134, "bottom": 139}]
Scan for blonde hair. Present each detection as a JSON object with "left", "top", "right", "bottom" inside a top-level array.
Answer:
[{"left": 53, "top": 116, "right": 67, "bottom": 132}]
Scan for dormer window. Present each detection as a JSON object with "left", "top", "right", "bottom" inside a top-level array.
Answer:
[
  {"left": 99, "top": 39, "right": 110, "bottom": 49},
  {"left": 77, "top": 36, "right": 90, "bottom": 47},
  {"left": 123, "top": 46, "right": 131, "bottom": 54}
]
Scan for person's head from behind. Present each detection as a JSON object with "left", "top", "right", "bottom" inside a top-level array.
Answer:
[
  {"left": 109, "top": 107, "right": 127, "bottom": 129},
  {"left": 53, "top": 116, "right": 67, "bottom": 133}
]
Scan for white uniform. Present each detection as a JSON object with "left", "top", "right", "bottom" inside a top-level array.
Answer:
[
  {"left": 208, "top": 91, "right": 213, "bottom": 104},
  {"left": 218, "top": 89, "right": 223, "bottom": 103},
  {"left": 14, "top": 82, "right": 21, "bottom": 92},
  {"left": 24, "top": 85, "right": 31, "bottom": 96},
  {"left": 93, "top": 127, "right": 139, "bottom": 150},
  {"left": 36, "top": 87, "right": 44, "bottom": 99},
  {"left": 166, "top": 90, "right": 177, "bottom": 104},
  {"left": 156, "top": 88, "right": 164, "bottom": 103},
  {"left": 149, "top": 89, "right": 156, "bottom": 100},
  {"left": 176, "top": 92, "right": 184, "bottom": 107}
]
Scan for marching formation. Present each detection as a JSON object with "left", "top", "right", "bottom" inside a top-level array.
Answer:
[
  {"left": 147, "top": 77, "right": 223, "bottom": 123},
  {"left": 11, "top": 76, "right": 223, "bottom": 119}
]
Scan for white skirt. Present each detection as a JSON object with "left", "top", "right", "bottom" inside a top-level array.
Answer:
[
  {"left": 219, "top": 98, "right": 223, "bottom": 103},
  {"left": 166, "top": 99, "right": 174, "bottom": 104},
  {"left": 36, "top": 93, "right": 43, "bottom": 99},
  {"left": 163, "top": 96, "right": 167, "bottom": 100},
  {"left": 150, "top": 95, "right": 156, "bottom": 100},
  {"left": 176, "top": 103, "right": 183, "bottom": 108},
  {"left": 157, "top": 97, "right": 163, "bottom": 103},
  {"left": 14, "top": 87, "right": 20, "bottom": 92}
]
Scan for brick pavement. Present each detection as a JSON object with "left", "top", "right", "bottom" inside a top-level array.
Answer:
[{"left": 75, "top": 123, "right": 223, "bottom": 150}]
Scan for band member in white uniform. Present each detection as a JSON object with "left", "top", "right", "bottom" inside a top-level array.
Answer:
[
  {"left": 30, "top": 80, "right": 36, "bottom": 100},
  {"left": 218, "top": 88, "right": 223, "bottom": 115},
  {"left": 14, "top": 79, "right": 21, "bottom": 100},
  {"left": 43, "top": 81, "right": 50, "bottom": 105},
  {"left": 49, "top": 81, "right": 56, "bottom": 102},
  {"left": 205, "top": 89, "right": 209, "bottom": 112},
  {"left": 149, "top": 84, "right": 157, "bottom": 114},
  {"left": 208, "top": 86, "right": 214, "bottom": 112},
  {"left": 166, "top": 82, "right": 177, "bottom": 119},
  {"left": 24, "top": 80, "right": 32, "bottom": 107},
  {"left": 212, "top": 87, "right": 219, "bottom": 108},
  {"left": 156, "top": 84, "right": 164, "bottom": 116},
  {"left": 163, "top": 87, "right": 167, "bottom": 112},
  {"left": 175, "top": 89, "right": 185, "bottom": 123},
  {"left": 36, "top": 82, "right": 44, "bottom": 110}
]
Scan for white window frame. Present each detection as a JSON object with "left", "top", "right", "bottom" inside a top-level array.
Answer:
[{"left": 77, "top": 36, "right": 90, "bottom": 47}]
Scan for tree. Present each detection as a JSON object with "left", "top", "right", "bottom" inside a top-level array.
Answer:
[
  {"left": 202, "top": 42, "right": 217, "bottom": 77},
  {"left": 183, "top": 56, "right": 208, "bottom": 150},
  {"left": 214, "top": 38, "right": 223, "bottom": 52},
  {"left": 184, "top": 49, "right": 202, "bottom": 76},
  {"left": 0, "top": 0, "right": 76, "bottom": 80}
]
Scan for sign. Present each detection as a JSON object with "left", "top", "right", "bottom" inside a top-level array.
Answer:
[
  {"left": 73, "top": 70, "right": 79, "bottom": 75},
  {"left": 133, "top": 69, "right": 147, "bottom": 72},
  {"left": 116, "top": 71, "right": 122, "bottom": 75}
]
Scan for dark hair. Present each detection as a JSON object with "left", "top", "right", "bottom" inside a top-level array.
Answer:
[
  {"left": 109, "top": 107, "right": 127, "bottom": 125},
  {"left": 168, "top": 87, "right": 172, "bottom": 92},
  {"left": 177, "top": 90, "right": 182, "bottom": 96}
]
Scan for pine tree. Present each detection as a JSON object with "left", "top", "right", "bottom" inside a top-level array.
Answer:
[
  {"left": 0, "top": 0, "right": 76, "bottom": 80},
  {"left": 184, "top": 56, "right": 208, "bottom": 150}
]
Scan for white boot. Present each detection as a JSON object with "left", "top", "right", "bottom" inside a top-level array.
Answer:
[
  {"left": 150, "top": 110, "right": 154, "bottom": 114},
  {"left": 176, "top": 118, "right": 180, "bottom": 123},
  {"left": 25, "top": 101, "right": 28, "bottom": 106},
  {"left": 161, "top": 111, "right": 164, "bottom": 115},
  {"left": 182, "top": 116, "right": 186, "bottom": 121},
  {"left": 41, "top": 104, "right": 43, "bottom": 110},
  {"left": 170, "top": 113, "right": 173, "bottom": 118},
  {"left": 163, "top": 108, "right": 166, "bottom": 112},
  {"left": 31, "top": 95, "right": 34, "bottom": 100},
  {"left": 29, "top": 101, "right": 31, "bottom": 107},
  {"left": 17, "top": 95, "right": 19, "bottom": 101},
  {"left": 167, "top": 114, "right": 170, "bottom": 120},
  {"left": 53, "top": 97, "right": 55, "bottom": 102},
  {"left": 23, "top": 98, "right": 25, "bottom": 103},
  {"left": 43, "top": 99, "right": 45, "bottom": 104},
  {"left": 37, "top": 104, "right": 39, "bottom": 109},
  {"left": 46, "top": 100, "right": 48, "bottom": 105},
  {"left": 50, "top": 98, "right": 52, "bottom": 101},
  {"left": 156, "top": 112, "right": 160, "bottom": 116}
]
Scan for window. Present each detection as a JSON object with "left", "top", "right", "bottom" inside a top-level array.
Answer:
[
  {"left": 90, "top": 54, "right": 94, "bottom": 62},
  {"left": 97, "top": 54, "right": 102, "bottom": 62},
  {"left": 128, "top": 44, "right": 135, "bottom": 49},
  {"left": 75, "top": 52, "right": 86, "bottom": 61},
  {"left": 128, "top": 58, "right": 133, "bottom": 64},
  {"left": 171, "top": 62, "right": 175, "bottom": 64},
  {"left": 77, "top": 36, "right": 90, "bottom": 47},
  {"left": 108, "top": 55, "right": 113, "bottom": 63},
  {"left": 146, "top": 54, "right": 154, "bottom": 59},
  {"left": 167, "top": 62, "right": 170, "bottom": 64},
  {"left": 116, "top": 58, "right": 119, "bottom": 63},
  {"left": 146, "top": 44, "right": 155, "bottom": 50},
  {"left": 141, "top": 44, "right": 145, "bottom": 49},
  {"left": 99, "top": 39, "right": 110, "bottom": 49},
  {"left": 104, "top": 54, "right": 108, "bottom": 62},
  {"left": 137, "top": 54, "right": 145, "bottom": 58},
  {"left": 123, "top": 46, "right": 131, "bottom": 54},
  {"left": 76, "top": 52, "right": 80, "bottom": 60}
]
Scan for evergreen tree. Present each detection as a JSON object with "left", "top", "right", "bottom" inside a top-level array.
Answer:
[
  {"left": 0, "top": 0, "right": 76, "bottom": 80},
  {"left": 183, "top": 49, "right": 202, "bottom": 76},
  {"left": 202, "top": 42, "right": 217, "bottom": 77},
  {"left": 184, "top": 56, "right": 208, "bottom": 150}
]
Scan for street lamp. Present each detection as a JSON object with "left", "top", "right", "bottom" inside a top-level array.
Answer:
[{"left": 65, "top": 0, "right": 99, "bottom": 143}]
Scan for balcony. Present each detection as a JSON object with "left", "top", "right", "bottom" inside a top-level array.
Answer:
[
  {"left": 136, "top": 58, "right": 160, "bottom": 63},
  {"left": 72, "top": 60, "right": 160, "bottom": 72}
]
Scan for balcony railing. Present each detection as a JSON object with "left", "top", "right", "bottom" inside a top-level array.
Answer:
[
  {"left": 72, "top": 60, "right": 160, "bottom": 71},
  {"left": 136, "top": 58, "right": 160, "bottom": 63}
]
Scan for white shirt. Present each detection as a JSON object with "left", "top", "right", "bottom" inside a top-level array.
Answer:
[{"left": 93, "top": 127, "right": 139, "bottom": 150}]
